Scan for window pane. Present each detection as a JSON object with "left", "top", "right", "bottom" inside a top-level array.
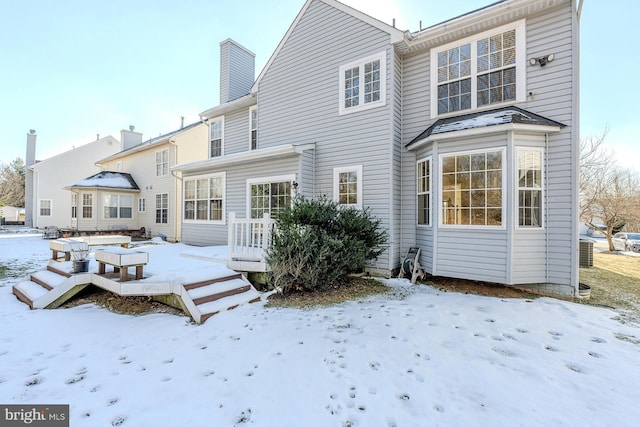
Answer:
[{"left": 441, "top": 151, "right": 503, "bottom": 226}]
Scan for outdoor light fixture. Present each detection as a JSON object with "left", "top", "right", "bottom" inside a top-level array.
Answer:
[{"left": 529, "top": 53, "right": 555, "bottom": 67}]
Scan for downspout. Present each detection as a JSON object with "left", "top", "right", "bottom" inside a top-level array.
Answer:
[
  {"left": 571, "top": 0, "right": 582, "bottom": 296},
  {"left": 545, "top": 133, "right": 550, "bottom": 285},
  {"left": 169, "top": 138, "right": 180, "bottom": 242}
]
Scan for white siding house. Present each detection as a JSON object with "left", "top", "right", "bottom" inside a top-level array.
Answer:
[
  {"left": 75, "top": 122, "right": 208, "bottom": 241},
  {"left": 174, "top": 0, "right": 580, "bottom": 296},
  {"left": 28, "top": 136, "right": 120, "bottom": 230}
]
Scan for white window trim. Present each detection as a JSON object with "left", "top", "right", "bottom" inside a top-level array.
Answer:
[
  {"left": 183, "top": 172, "right": 226, "bottom": 225},
  {"left": 155, "top": 193, "right": 169, "bottom": 224},
  {"left": 245, "top": 174, "right": 296, "bottom": 218},
  {"left": 438, "top": 147, "right": 506, "bottom": 230},
  {"left": 39, "top": 199, "right": 52, "bottom": 217},
  {"left": 209, "top": 115, "right": 224, "bottom": 158},
  {"left": 417, "top": 156, "right": 432, "bottom": 227},
  {"left": 515, "top": 146, "right": 545, "bottom": 230},
  {"left": 430, "top": 20, "right": 526, "bottom": 118},
  {"left": 82, "top": 193, "right": 93, "bottom": 219},
  {"left": 102, "top": 194, "right": 134, "bottom": 219},
  {"left": 339, "top": 51, "right": 387, "bottom": 116},
  {"left": 156, "top": 149, "right": 169, "bottom": 176},
  {"left": 333, "top": 165, "right": 363, "bottom": 209},
  {"left": 249, "top": 106, "right": 257, "bottom": 150},
  {"left": 138, "top": 197, "right": 146, "bottom": 213}
]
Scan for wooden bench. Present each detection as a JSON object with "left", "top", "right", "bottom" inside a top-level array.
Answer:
[
  {"left": 79, "top": 235, "right": 131, "bottom": 248},
  {"left": 95, "top": 247, "right": 149, "bottom": 282},
  {"left": 49, "top": 239, "right": 89, "bottom": 261}
]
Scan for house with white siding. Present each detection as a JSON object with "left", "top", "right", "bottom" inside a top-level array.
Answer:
[
  {"left": 68, "top": 123, "right": 207, "bottom": 241},
  {"left": 28, "top": 135, "right": 120, "bottom": 230},
  {"left": 173, "top": 0, "right": 581, "bottom": 296}
]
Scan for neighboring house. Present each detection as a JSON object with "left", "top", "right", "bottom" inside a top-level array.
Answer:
[
  {"left": 65, "top": 171, "right": 141, "bottom": 232},
  {"left": 28, "top": 135, "right": 120, "bottom": 229},
  {"left": 0, "top": 206, "right": 25, "bottom": 224},
  {"left": 173, "top": 0, "right": 581, "bottom": 296},
  {"left": 91, "top": 122, "right": 207, "bottom": 241}
]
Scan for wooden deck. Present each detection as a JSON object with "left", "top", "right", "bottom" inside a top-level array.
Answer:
[{"left": 12, "top": 258, "right": 262, "bottom": 324}]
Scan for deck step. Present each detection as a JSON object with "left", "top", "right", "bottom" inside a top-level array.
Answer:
[
  {"left": 31, "top": 270, "right": 69, "bottom": 290},
  {"left": 47, "top": 264, "right": 72, "bottom": 278},
  {"left": 187, "top": 278, "right": 250, "bottom": 305},
  {"left": 183, "top": 274, "right": 243, "bottom": 291},
  {"left": 198, "top": 288, "right": 261, "bottom": 321},
  {"left": 13, "top": 281, "right": 50, "bottom": 308}
]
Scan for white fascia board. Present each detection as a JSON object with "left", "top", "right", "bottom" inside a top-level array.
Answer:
[
  {"left": 199, "top": 94, "right": 257, "bottom": 119},
  {"left": 404, "top": 0, "right": 569, "bottom": 52},
  {"left": 172, "top": 143, "right": 315, "bottom": 174},
  {"left": 407, "top": 123, "right": 562, "bottom": 151}
]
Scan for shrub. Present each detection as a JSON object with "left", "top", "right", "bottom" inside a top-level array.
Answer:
[{"left": 266, "top": 196, "right": 387, "bottom": 293}]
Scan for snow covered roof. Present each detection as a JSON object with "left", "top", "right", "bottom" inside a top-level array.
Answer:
[
  {"left": 407, "top": 106, "right": 566, "bottom": 149},
  {"left": 66, "top": 171, "right": 140, "bottom": 191}
]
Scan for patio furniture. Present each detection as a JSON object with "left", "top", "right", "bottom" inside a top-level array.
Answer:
[{"left": 95, "top": 247, "right": 148, "bottom": 282}]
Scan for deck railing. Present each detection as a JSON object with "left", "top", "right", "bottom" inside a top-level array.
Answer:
[{"left": 227, "top": 212, "right": 275, "bottom": 264}]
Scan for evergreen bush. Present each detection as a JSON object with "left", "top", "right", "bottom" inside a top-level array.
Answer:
[{"left": 266, "top": 196, "right": 387, "bottom": 293}]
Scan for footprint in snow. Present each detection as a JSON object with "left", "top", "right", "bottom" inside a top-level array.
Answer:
[
  {"left": 485, "top": 318, "right": 495, "bottom": 323},
  {"left": 591, "top": 337, "right": 607, "bottom": 344},
  {"left": 107, "top": 398, "right": 119, "bottom": 406},
  {"left": 25, "top": 377, "right": 42, "bottom": 386},
  {"left": 588, "top": 351, "right": 602, "bottom": 358},
  {"left": 548, "top": 331, "right": 563, "bottom": 339},
  {"left": 433, "top": 404, "right": 445, "bottom": 413},
  {"left": 369, "top": 361, "right": 380, "bottom": 371},
  {"left": 111, "top": 416, "right": 126, "bottom": 426},
  {"left": 516, "top": 328, "right": 529, "bottom": 333},
  {"left": 160, "top": 377, "right": 172, "bottom": 382},
  {"left": 162, "top": 358, "right": 174, "bottom": 364},
  {"left": 492, "top": 347, "right": 517, "bottom": 358},
  {"left": 65, "top": 375, "right": 85, "bottom": 385},
  {"left": 545, "top": 345, "right": 558, "bottom": 352}
]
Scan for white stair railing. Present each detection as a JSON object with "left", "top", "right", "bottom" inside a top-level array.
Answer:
[{"left": 227, "top": 212, "right": 275, "bottom": 262}]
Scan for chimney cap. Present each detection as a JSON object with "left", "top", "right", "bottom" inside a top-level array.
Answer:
[
  {"left": 29, "top": 129, "right": 36, "bottom": 134},
  {"left": 129, "top": 125, "right": 135, "bottom": 131}
]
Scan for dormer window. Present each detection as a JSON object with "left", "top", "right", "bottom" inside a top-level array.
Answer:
[{"left": 431, "top": 21, "right": 525, "bottom": 117}]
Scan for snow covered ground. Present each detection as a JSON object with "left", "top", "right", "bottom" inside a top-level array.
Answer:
[{"left": 1, "top": 232, "right": 640, "bottom": 426}]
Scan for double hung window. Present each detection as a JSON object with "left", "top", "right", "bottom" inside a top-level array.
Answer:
[{"left": 339, "top": 52, "right": 386, "bottom": 115}]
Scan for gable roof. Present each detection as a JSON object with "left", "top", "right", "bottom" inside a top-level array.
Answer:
[
  {"left": 251, "top": 0, "right": 405, "bottom": 93},
  {"left": 98, "top": 122, "right": 202, "bottom": 163},
  {"left": 66, "top": 171, "right": 140, "bottom": 191},
  {"left": 407, "top": 106, "right": 566, "bottom": 149}
]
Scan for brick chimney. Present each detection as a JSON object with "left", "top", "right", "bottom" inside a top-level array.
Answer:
[{"left": 219, "top": 39, "right": 255, "bottom": 104}]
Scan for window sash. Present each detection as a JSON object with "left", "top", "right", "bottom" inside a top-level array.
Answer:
[
  {"left": 156, "top": 193, "right": 168, "bottom": 224},
  {"left": 82, "top": 194, "right": 92, "bottom": 218},
  {"left": 250, "top": 108, "right": 257, "bottom": 150},
  {"left": 156, "top": 150, "right": 168, "bottom": 176},
  {"left": 517, "top": 149, "right": 543, "bottom": 228},
  {"left": 40, "top": 200, "right": 51, "bottom": 216},
  {"left": 333, "top": 165, "right": 363, "bottom": 208},
  {"left": 339, "top": 52, "right": 386, "bottom": 115},
  {"left": 441, "top": 150, "right": 503, "bottom": 227},
  {"left": 184, "top": 174, "right": 224, "bottom": 222},
  {"left": 210, "top": 119, "right": 223, "bottom": 157},
  {"left": 417, "top": 158, "right": 431, "bottom": 226},
  {"left": 250, "top": 181, "right": 292, "bottom": 219},
  {"left": 432, "top": 21, "right": 523, "bottom": 117},
  {"left": 103, "top": 194, "right": 132, "bottom": 219}
]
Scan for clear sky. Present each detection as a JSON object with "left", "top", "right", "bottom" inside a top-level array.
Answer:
[{"left": 1, "top": 0, "right": 637, "bottom": 170}]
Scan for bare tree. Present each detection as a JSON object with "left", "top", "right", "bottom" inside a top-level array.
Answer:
[
  {"left": 0, "top": 158, "right": 25, "bottom": 208},
  {"left": 580, "top": 130, "right": 640, "bottom": 251}
]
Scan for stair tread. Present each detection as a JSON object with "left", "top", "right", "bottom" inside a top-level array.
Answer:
[
  {"left": 187, "top": 278, "right": 249, "bottom": 299},
  {"left": 197, "top": 289, "right": 261, "bottom": 315},
  {"left": 32, "top": 270, "right": 68, "bottom": 288},
  {"left": 14, "top": 281, "right": 49, "bottom": 301}
]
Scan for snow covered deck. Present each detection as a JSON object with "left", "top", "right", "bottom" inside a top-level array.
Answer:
[{"left": 12, "top": 242, "right": 262, "bottom": 323}]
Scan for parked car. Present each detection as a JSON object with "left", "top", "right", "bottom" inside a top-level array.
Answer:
[{"left": 612, "top": 232, "right": 640, "bottom": 252}]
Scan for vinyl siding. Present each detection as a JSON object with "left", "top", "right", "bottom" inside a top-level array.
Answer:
[
  {"left": 256, "top": 0, "right": 398, "bottom": 271},
  {"left": 181, "top": 155, "right": 302, "bottom": 246},
  {"left": 400, "top": 2, "right": 576, "bottom": 287}
]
